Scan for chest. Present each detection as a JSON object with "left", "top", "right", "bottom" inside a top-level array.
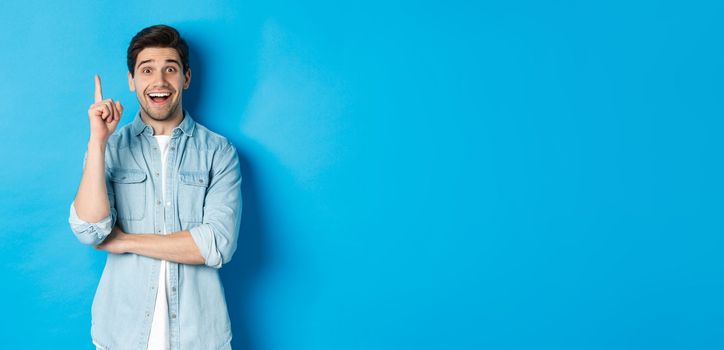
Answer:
[{"left": 106, "top": 136, "right": 213, "bottom": 225}]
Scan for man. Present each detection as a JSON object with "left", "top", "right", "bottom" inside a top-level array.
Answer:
[{"left": 68, "top": 25, "right": 242, "bottom": 350}]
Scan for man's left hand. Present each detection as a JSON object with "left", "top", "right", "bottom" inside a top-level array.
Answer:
[{"left": 95, "top": 226, "right": 129, "bottom": 254}]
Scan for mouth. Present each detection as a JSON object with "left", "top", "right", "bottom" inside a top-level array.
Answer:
[{"left": 146, "top": 91, "right": 172, "bottom": 106}]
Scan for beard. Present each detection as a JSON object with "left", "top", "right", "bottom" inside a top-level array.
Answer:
[{"left": 140, "top": 98, "right": 182, "bottom": 122}]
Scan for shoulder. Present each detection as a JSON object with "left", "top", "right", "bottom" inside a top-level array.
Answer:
[
  {"left": 191, "top": 123, "right": 240, "bottom": 174},
  {"left": 191, "top": 122, "right": 236, "bottom": 153}
]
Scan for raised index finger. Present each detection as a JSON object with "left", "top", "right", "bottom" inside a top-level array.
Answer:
[{"left": 94, "top": 74, "right": 103, "bottom": 103}]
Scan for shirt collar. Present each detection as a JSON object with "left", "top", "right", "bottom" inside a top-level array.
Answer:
[{"left": 132, "top": 109, "right": 196, "bottom": 137}]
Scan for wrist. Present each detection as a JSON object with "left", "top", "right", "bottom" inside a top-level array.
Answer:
[
  {"left": 119, "top": 231, "right": 135, "bottom": 254},
  {"left": 87, "top": 138, "right": 107, "bottom": 151}
]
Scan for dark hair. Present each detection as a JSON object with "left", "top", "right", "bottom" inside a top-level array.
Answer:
[{"left": 127, "top": 24, "right": 189, "bottom": 76}]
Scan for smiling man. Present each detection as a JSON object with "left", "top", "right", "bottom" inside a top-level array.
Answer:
[{"left": 68, "top": 25, "right": 241, "bottom": 350}]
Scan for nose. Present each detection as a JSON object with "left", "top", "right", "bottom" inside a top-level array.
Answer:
[{"left": 150, "top": 70, "right": 170, "bottom": 87}]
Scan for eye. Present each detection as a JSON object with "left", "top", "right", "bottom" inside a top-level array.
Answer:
[
  {"left": 142, "top": 68, "right": 152, "bottom": 74},
  {"left": 166, "top": 67, "right": 177, "bottom": 73}
]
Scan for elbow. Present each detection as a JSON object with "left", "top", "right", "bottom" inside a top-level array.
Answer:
[
  {"left": 68, "top": 204, "right": 115, "bottom": 246},
  {"left": 77, "top": 235, "right": 104, "bottom": 246},
  {"left": 204, "top": 256, "right": 224, "bottom": 269},
  {"left": 201, "top": 243, "right": 236, "bottom": 269},
  {"left": 189, "top": 224, "right": 238, "bottom": 269},
  {"left": 71, "top": 225, "right": 109, "bottom": 246}
]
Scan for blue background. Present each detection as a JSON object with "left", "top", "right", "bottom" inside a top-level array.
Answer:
[{"left": 1, "top": 0, "right": 723, "bottom": 349}]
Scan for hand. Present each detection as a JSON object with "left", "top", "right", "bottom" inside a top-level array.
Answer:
[
  {"left": 94, "top": 226, "right": 129, "bottom": 254},
  {"left": 87, "top": 74, "right": 123, "bottom": 143}
]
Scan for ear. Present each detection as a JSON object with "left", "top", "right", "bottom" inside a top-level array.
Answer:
[
  {"left": 183, "top": 68, "right": 192, "bottom": 90},
  {"left": 128, "top": 72, "right": 135, "bottom": 91}
]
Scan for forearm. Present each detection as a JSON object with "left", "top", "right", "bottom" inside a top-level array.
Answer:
[
  {"left": 73, "top": 140, "right": 110, "bottom": 222},
  {"left": 123, "top": 230, "right": 205, "bottom": 265}
]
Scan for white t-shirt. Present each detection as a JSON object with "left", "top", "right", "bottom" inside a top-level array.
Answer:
[{"left": 147, "top": 135, "right": 172, "bottom": 350}]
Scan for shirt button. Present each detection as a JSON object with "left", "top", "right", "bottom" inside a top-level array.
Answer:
[
  {"left": 170, "top": 147, "right": 175, "bottom": 150},
  {"left": 199, "top": 179, "right": 204, "bottom": 183},
  {"left": 172, "top": 287, "right": 177, "bottom": 292},
  {"left": 171, "top": 314, "right": 176, "bottom": 319},
  {"left": 155, "top": 172, "right": 160, "bottom": 176},
  {"left": 157, "top": 200, "right": 161, "bottom": 205}
]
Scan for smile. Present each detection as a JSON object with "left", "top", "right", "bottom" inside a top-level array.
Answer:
[{"left": 147, "top": 91, "right": 172, "bottom": 105}]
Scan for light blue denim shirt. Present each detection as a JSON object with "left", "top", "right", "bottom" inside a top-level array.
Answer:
[{"left": 68, "top": 111, "right": 242, "bottom": 350}]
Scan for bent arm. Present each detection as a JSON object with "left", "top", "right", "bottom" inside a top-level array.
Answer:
[
  {"left": 74, "top": 140, "right": 111, "bottom": 221},
  {"left": 116, "top": 230, "right": 205, "bottom": 265},
  {"left": 70, "top": 75, "right": 123, "bottom": 245},
  {"left": 188, "top": 142, "right": 242, "bottom": 268},
  {"left": 68, "top": 140, "right": 115, "bottom": 245}
]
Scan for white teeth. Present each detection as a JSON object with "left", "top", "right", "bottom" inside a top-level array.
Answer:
[{"left": 148, "top": 92, "right": 171, "bottom": 97}]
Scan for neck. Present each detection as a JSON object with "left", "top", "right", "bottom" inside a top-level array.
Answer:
[{"left": 140, "top": 108, "right": 184, "bottom": 136}]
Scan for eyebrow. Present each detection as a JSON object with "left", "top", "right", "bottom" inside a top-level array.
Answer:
[{"left": 136, "top": 59, "right": 182, "bottom": 69}]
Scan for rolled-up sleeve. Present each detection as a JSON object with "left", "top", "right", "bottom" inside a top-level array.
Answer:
[
  {"left": 189, "top": 141, "right": 242, "bottom": 269},
  {"left": 69, "top": 202, "right": 116, "bottom": 245},
  {"left": 68, "top": 151, "right": 116, "bottom": 246}
]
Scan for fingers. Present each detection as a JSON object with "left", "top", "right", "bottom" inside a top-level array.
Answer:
[
  {"left": 100, "top": 99, "right": 123, "bottom": 124},
  {"left": 100, "top": 100, "right": 112, "bottom": 121},
  {"left": 114, "top": 101, "right": 123, "bottom": 121},
  {"left": 105, "top": 99, "right": 116, "bottom": 122},
  {"left": 89, "top": 99, "right": 114, "bottom": 121},
  {"left": 89, "top": 102, "right": 108, "bottom": 120},
  {"left": 88, "top": 75, "right": 122, "bottom": 125},
  {"left": 115, "top": 101, "right": 123, "bottom": 116},
  {"left": 94, "top": 74, "right": 103, "bottom": 103}
]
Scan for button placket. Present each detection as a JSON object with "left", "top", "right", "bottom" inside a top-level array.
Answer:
[
  {"left": 153, "top": 136, "right": 163, "bottom": 237},
  {"left": 170, "top": 139, "right": 178, "bottom": 231}
]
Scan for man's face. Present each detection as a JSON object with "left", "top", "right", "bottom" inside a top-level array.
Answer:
[{"left": 128, "top": 47, "right": 191, "bottom": 122}]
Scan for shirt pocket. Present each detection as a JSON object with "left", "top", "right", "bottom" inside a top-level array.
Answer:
[
  {"left": 109, "top": 168, "right": 147, "bottom": 221},
  {"left": 178, "top": 171, "right": 209, "bottom": 223}
]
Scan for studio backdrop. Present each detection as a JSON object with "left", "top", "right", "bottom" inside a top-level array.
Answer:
[{"left": 1, "top": 0, "right": 723, "bottom": 349}]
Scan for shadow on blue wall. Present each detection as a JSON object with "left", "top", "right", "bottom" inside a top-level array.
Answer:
[{"left": 184, "top": 36, "right": 269, "bottom": 350}]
